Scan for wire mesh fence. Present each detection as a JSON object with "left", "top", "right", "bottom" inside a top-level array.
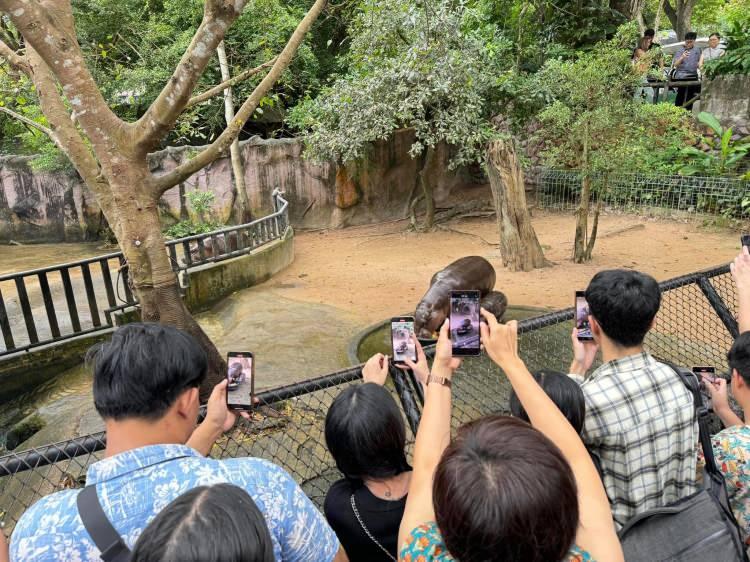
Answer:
[
  {"left": 534, "top": 168, "right": 750, "bottom": 221},
  {"left": 0, "top": 263, "right": 740, "bottom": 536}
]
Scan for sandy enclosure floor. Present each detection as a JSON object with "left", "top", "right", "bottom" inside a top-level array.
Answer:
[{"left": 261, "top": 211, "right": 741, "bottom": 324}]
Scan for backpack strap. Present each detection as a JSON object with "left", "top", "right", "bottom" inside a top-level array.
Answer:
[
  {"left": 76, "top": 485, "right": 131, "bottom": 562},
  {"left": 664, "top": 362, "right": 720, "bottom": 477}
]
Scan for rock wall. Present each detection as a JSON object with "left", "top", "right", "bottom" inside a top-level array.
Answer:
[
  {"left": 0, "top": 130, "right": 479, "bottom": 243},
  {"left": 701, "top": 75, "right": 750, "bottom": 136},
  {"left": 0, "top": 156, "right": 101, "bottom": 243}
]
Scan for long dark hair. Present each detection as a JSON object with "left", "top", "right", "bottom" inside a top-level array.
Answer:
[
  {"left": 325, "top": 383, "right": 410, "bottom": 480},
  {"left": 433, "top": 415, "right": 579, "bottom": 562},
  {"left": 130, "top": 484, "right": 275, "bottom": 562}
]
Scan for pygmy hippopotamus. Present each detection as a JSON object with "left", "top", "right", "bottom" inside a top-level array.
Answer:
[{"left": 415, "top": 256, "right": 507, "bottom": 338}]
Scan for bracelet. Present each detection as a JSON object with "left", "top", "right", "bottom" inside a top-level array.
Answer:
[{"left": 427, "top": 375, "right": 452, "bottom": 388}]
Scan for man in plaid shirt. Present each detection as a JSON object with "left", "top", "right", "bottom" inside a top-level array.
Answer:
[{"left": 569, "top": 269, "right": 698, "bottom": 527}]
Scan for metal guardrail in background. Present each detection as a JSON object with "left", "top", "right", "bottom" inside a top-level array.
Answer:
[
  {"left": 0, "top": 261, "right": 739, "bottom": 533},
  {"left": 0, "top": 190, "right": 290, "bottom": 357}
]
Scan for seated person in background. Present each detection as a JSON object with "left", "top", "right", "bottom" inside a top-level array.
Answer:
[
  {"left": 672, "top": 32, "right": 702, "bottom": 110},
  {"left": 701, "top": 333, "right": 750, "bottom": 541},
  {"left": 10, "top": 323, "right": 344, "bottom": 562},
  {"left": 510, "top": 369, "right": 602, "bottom": 477},
  {"left": 699, "top": 32, "right": 726, "bottom": 68},
  {"left": 324, "top": 338, "right": 429, "bottom": 562},
  {"left": 131, "top": 483, "right": 275, "bottom": 562},
  {"left": 398, "top": 316, "right": 623, "bottom": 562},
  {"left": 569, "top": 269, "right": 698, "bottom": 527}
]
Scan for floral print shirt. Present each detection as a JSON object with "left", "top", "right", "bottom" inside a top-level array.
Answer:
[
  {"left": 399, "top": 522, "right": 594, "bottom": 561},
  {"left": 698, "top": 425, "right": 750, "bottom": 540},
  {"left": 9, "top": 444, "right": 339, "bottom": 562}
]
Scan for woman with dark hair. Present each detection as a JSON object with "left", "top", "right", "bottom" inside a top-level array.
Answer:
[
  {"left": 324, "top": 339, "right": 428, "bottom": 561},
  {"left": 130, "top": 484, "right": 275, "bottom": 562},
  {"left": 398, "top": 315, "right": 623, "bottom": 562}
]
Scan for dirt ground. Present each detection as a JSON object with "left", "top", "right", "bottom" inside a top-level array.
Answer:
[{"left": 260, "top": 211, "right": 741, "bottom": 324}]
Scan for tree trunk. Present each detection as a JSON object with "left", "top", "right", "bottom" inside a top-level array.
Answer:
[
  {"left": 573, "top": 123, "right": 591, "bottom": 264},
  {"left": 109, "top": 168, "right": 225, "bottom": 400},
  {"left": 217, "top": 42, "right": 251, "bottom": 224},
  {"left": 419, "top": 146, "right": 436, "bottom": 230},
  {"left": 664, "top": 0, "right": 695, "bottom": 40},
  {"left": 485, "top": 139, "right": 547, "bottom": 272}
]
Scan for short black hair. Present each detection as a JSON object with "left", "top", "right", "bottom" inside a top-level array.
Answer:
[
  {"left": 88, "top": 323, "right": 207, "bottom": 421},
  {"left": 709, "top": 32, "right": 721, "bottom": 39},
  {"left": 510, "top": 370, "right": 586, "bottom": 434},
  {"left": 644, "top": 28, "right": 656, "bottom": 37},
  {"left": 585, "top": 269, "right": 661, "bottom": 347},
  {"left": 728, "top": 332, "right": 750, "bottom": 385},
  {"left": 131, "top": 484, "right": 274, "bottom": 562},
  {"left": 434, "top": 416, "right": 579, "bottom": 562},
  {"left": 325, "top": 383, "right": 410, "bottom": 480},
  {"left": 685, "top": 31, "right": 698, "bottom": 40}
]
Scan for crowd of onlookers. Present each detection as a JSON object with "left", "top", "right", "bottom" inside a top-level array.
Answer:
[
  {"left": 1, "top": 250, "right": 750, "bottom": 561},
  {"left": 632, "top": 28, "right": 726, "bottom": 109}
]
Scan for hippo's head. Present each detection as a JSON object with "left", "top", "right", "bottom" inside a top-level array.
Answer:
[{"left": 415, "top": 301, "right": 442, "bottom": 339}]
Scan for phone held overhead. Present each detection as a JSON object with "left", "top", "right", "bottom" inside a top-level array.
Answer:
[
  {"left": 391, "top": 316, "right": 418, "bottom": 366},
  {"left": 450, "top": 290, "right": 481, "bottom": 356},
  {"left": 575, "top": 291, "right": 594, "bottom": 342}
]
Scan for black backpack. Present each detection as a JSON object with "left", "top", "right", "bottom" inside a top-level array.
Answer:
[{"left": 618, "top": 365, "right": 749, "bottom": 562}]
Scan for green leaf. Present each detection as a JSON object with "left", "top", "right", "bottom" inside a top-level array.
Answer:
[{"left": 697, "top": 112, "right": 723, "bottom": 136}]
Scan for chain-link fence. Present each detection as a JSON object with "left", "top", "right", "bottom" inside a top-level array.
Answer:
[
  {"left": 0, "top": 263, "right": 739, "bottom": 536},
  {"left": 534, "top": 168, "right": 750, "bottom": 221}
]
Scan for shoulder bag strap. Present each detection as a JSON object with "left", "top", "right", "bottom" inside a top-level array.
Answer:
[
  {"left": 665, "top": 362, "right": 720, "bottom": 476},
  {"left": 76, "top": 485, "right": 131, "bottom": 562}
]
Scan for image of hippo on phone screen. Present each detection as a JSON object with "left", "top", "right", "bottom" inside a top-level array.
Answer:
[
  {"left": 575, "top": 291, "right": 593, "bottom": 341},
  {"left": 392, "top": 316, "right": 417, "bottom": 364},
  {"left": 226, "top": 352, "right": 254, "bottom": 410},
  {"left": 450, "top": 290, "right": 480, "bottom": 356}
]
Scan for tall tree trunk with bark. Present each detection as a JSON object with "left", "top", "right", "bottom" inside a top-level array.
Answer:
[
  {"left": 217, "top": 41, "right": 252, "bottom": 224},
  {"left": 0, "top": 0, "right": 328, "bottom": 398},
  {"left": 573, "top": 122, "right": 591, "bottom": 263},
  {"left": 486, "top": 139, "right": 547, "bottom": 271},
  {"left": 664, "top": 0, "right": 697, "bottom": 40},
  {"left": 419, "top": 146, "right": 437, "bottom": 230}
]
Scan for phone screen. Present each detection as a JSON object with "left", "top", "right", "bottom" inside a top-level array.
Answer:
[
  {"left": 741, "top": 234, "right": 750, "bottom": 248},
  {"left": 226, "top": 352, "right": 254, "bottom": 410},
  {"left": 392, "top": 317, "right": 417, "bottom": 364},
  {"left": 575, "top": 292, "right": 593, "bottom": 341},
  {"left": 693, "top": 366, "right": 716, "bottom": 383},
  {"left": 450, "top": 290, "right": 481, "bottom": 356}
]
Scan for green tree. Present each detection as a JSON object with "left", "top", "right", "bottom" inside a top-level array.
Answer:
[
  {"left": 290, "top": 0, "right": 548, "bottom": 270},
  {"left": 0, "top": 0, "right": 326, "bottom": 395}
]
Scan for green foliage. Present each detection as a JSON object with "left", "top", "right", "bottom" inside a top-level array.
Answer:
[
  {"left": 288, "top": 0, "right": 508, "bottom": 168},
  {"left": 163, "top": 189, "right": 221, "bottom": 238},
  {"left": 679, "top": 112, "right": 750, "bottom": 177}
]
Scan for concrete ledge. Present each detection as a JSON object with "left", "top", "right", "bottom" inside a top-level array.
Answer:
[{"left": 184, "top": 227, "right": 294, "bottom": 313}]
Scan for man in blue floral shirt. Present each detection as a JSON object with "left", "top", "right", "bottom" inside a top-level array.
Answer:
[{"left": 10, "top": 323, "right": 345, "bottom": 562}]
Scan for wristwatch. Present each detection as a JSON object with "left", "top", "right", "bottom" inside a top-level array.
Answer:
[{"left": 427, "top": 375, "right": 452, "bottom": 388}]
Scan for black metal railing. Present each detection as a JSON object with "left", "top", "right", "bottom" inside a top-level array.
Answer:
[
  {"left": 0, "top": 191, "right": 290, "bottom": 357},
  {"left": 0, "top": 261, "right": 738, "bottom": 533}
]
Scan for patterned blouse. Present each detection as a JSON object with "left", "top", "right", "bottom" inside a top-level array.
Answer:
[
  {"left": 698, "top": 425, "right": 750, "bottom": 541},
  {"left": 399, "top": 522, "right": 594, "bottom": 562}
]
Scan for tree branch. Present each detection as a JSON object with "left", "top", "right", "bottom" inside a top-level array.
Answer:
[
  {"left": 0, "top": 37, "right": 29, "bottom": 73},
  {"left": 662, "top": 0, "right": 678, "bottom": 30},
  {"left": 186, "top": 57, "right": 278, "bottom": 108},
  {"left": 152, "top": 0, "right": 329, "bottom": 195},
  {"left": 0, "top": 105, "right": 54, "bottom": 136},
  {"left": 132, "top": 0, "right": 250, "bottom": 151},
  {"left": 2, "top": 0, "right": 124, "bottom": 149}
]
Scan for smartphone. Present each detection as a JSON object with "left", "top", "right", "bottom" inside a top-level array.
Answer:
[
  {"left": 391, "top": 316, "right": 417, "bottom": 366},
  {"left": 693, "top": 366, "right": 716, "bottom": 384},
  {"left": 575, "top": 291, "right": 594, "bottom": 341},
  {"left": 741, "top": 234, "right": 750, "bottom": 248},
  {"left": 226, "top": 352, "right": 254, "bottom": 411},
  {"left": 450, "top": 290, "right": 481, "bottom": 356}
]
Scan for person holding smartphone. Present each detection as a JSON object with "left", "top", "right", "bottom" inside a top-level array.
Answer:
[
  {"left": 671, "top": 32, "right": 702, "bottom": 110},
  {"left": 323, "top": 340, "right": 429, "bottom": 562},
  {"left": 397, "top": 316, "right": 623, "bottom": 562}
]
